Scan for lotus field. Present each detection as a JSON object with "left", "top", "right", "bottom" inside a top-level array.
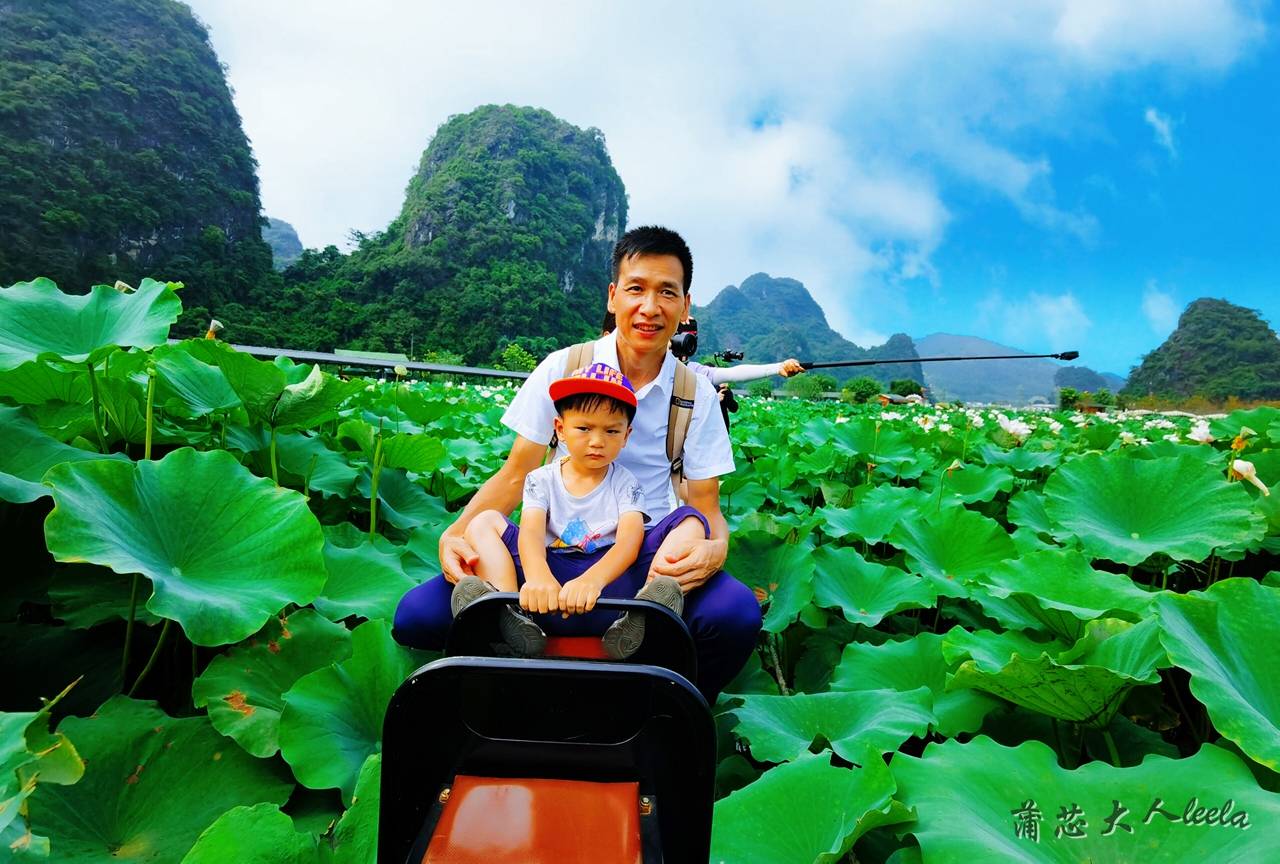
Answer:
[{"left": 3, "top": 278, "right": 1280, "bottom": 862}]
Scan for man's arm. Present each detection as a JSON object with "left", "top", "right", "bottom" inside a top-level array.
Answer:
[
  {"left": 649, "top": 476, "right": 728, "bottom": 589},
  {"left": 438, "top": 435, "right": 547, "bottom": 583}
]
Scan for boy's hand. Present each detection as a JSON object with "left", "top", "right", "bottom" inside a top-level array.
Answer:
[
  {"left": 558, "top": 575, "right": 604, "bottom": 617},
  {"left": 520, "top": 576, "right": 560, "bottom": 615}
]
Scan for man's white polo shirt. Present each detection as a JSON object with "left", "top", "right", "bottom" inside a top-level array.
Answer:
[{"left": 501, "top": 332, "right": 735, "bottom": 521}]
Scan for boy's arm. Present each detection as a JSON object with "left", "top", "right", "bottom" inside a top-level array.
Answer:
[
  {"left": 517, "top": 507, "right": 560, "bottom": 614},
  {"left": 439, "top": 435, "right": 547, "bottom": 583},
  {"left": 558, "top": 511, "right": 645, "bottom": 615}
]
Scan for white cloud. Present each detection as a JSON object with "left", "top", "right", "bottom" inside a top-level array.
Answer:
[
  {"left": 979, "top": 290, "right": 1093, "bottom": 351},
  {"left": 1142, "top": 281, "right": 1182, "bottom": 334},
  {"left": 1144, "top": 107, "right": 1178, "bottom": 157},
  {"left": 185, "top": 0, "right": 1261, "bottom": 345}
]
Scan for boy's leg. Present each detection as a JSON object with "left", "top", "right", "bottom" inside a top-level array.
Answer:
[{"left": 463, "top": 510, "right": 518, "bottom": 592}]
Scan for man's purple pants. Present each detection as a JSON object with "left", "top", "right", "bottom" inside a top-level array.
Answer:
[{"left": 391, "top": 506, "right": 762, "bottom": 704}]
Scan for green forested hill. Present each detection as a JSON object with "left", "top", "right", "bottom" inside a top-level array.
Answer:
[
  {"left": 0, "top": 0, "right": 272, "bottom": 310},
  {"left": 694, "top": 273, "right": 923, "bottom": 385},
  {"left": 1123, "top": 298, "right": 1280, "bottom": 400}
]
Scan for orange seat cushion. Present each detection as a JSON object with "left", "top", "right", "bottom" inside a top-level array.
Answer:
[
  {"left": 542, "top": 635, "right": 609, "bottom": 660},
  {"left": 423, "top": 775, "right": 642, "bottom": 864}
]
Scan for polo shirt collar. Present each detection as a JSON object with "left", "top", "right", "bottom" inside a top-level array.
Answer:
[{"left": 596, "top": 331, "right": 675, "bottom": 399}]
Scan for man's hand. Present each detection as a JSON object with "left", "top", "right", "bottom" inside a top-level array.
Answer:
[
  {"left": 558, "top": 575, "right": 604, "bottom": 616},
  {"left": 649, "top": 537, "right": 727, "bottom": 590},
  {"left": 439, "top": 533, "right": 478, "bottom": 584},
  {"left": 779, "top": 358, "right": 804, "bottom": 377},
  {"left": 520, "top": 576, "right": 561, "bottom": 615}
]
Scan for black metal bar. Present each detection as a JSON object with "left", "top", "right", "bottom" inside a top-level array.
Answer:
[
  {"left": 175, "top": 340, "right": 531, "bottom": 380},
  {"left": 800, "top": 350, "right": 1079, "bottom": 371}
]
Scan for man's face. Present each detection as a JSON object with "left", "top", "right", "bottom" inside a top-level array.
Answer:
[
  {"left": 554, "top": 403, "right": 631, "bottom": 469},
  {"left": 607, "top": 253, "right": 691, "bottom": 354}
]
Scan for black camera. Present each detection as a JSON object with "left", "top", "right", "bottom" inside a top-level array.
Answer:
[
  {"left": 714, "top": 349, "right": 744, "bottom": 363},
  {"left": 670, "top": 317, "right": 698, "bottom": 360}
]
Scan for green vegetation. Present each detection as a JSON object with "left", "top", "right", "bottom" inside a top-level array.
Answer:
[
  {"left": 1124, "top": 298, "right": 1280, "bottom": 401},
  {"left": 784, "top": 372, "right": 837, "bottom": 399},
  {"left": 890, "top": 378, "right": 924, "bottom": 397},
  {"left": 841, "top": 375, "right": 881, "bottom": 404}
]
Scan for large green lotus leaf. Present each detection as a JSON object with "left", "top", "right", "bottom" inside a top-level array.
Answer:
[
  {"left": 44, "top": 447, "right": 327, "bottom": 646},
  {"left": 151, "top": 345, "right": 242, "bottom": 417},
  {"left": 180, "top": 804, "right": 327, "bottom": 864},
  {"left": 272, "top": 365, "right": 361, "bottom": 431},
  {"left": 192, "top": 610, "right": 352, "bottom": 758},
  {"left": 0, "top": 278, "right": 181, "bottom": 370},
  {"left": 28, "top": 697, "right": 292, "bottom": 862},
  {"left": 1157, "top": 578, "right": 1280, "bottom": 770},
  {"left": 380, "top": 433, "right": 447, "bottom": 474},
  {"left": 0, "top": 359, "right": 89, "bottom": 405},
  {"left": 710, "top": 750, "right": 903, "bottom": 864},
  {"left": 275, "top": 432, "right": 359, "bottom": 498},
  {"left": 316, "top": 525, "right": 417, "bottom": 622},
  {"left": 1007, "top": 490, "right": 1055, "bottom": 536},
  {"left": 279, "top": 619, "right": 424, "bottom": 801},
  {"left": 946, "top": 620, "right": 1163, "bottom": 727},
  {"left": 0, "top": 406, "right": 126, "bottom": 503},
  {"left": 971, "top": 549, "right": 1154, "bottom": 641},
  {"left": 728, "top": 530, "right": 816, "bottom": 633},
  {"left": 918, "top": 463, "right": 1014, "bottom": 504},
  {"left": 811, "top": 545, "right": 935, "bottom": 627},
  {"left": 1043, "top": 451, "right": 1266, "bottom": 564},
  {"left": 829, "top": 633, "right": 1000, "bottom": 737},
  {"left": 893, "top": 736, "right": 1280, "bottom": 862},
  {"left": 49, "top": 564, "right": 161, "bottom": 629},
  {"left": 817, "top": 484, "right": 941, "bottom": 545},
  {"left": 731, "top": 688, "right": 935, "bottom": 764},
  {"left": 331, "top": 753, "right": 379, "bottom": 864},
  {"left": 183, "top": 340, "right": 288, "bottom": 422},
  {"left": 1212, "top": 405, "right": 1280, "bottom": 440},
  {"left": 357, "top": 468, "right": 451, "bottom": 531},
  {"left": 887, "top": 505, "right": 1016, "bottom": 582},
  {"left": 978, "top": 442, "right": 1062, "bottom": 474}
]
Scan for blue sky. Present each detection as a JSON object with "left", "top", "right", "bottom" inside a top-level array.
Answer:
[{"left": 189, "top": 1, "right": 1278, "bottom": 376}]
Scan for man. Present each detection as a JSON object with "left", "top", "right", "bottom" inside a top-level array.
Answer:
[{"left": 392, "top": 226, "right": 762, "bottom": 703}]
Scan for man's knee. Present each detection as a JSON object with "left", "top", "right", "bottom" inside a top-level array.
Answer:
[{"left": 690, "top": 572, "right": 762, "bottom": 638}]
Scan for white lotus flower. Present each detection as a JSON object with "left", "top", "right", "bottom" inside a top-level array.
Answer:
[
  {"left": 1163, "top": 433, "right": 1181, "bottom": 443},
  {"left": 882, "top": 411, "right": 904, "bottom": 421},
  {"left": 915, "top": 415, "right": 935, "bottom": 431},
  {"left": 835, "top": 416, "right": 850, "bottom": 424},
  {"left": 1047, "top": 420, "right": 1063, "bottom": 435},
  {"left": 1187, "top": 420, "right": 1214, "bottom": 444},
  {"left": 969, "top": 414, "right": 985, "bottom": 428},
  {"left": 1120, "top": 431, "right": 1138, "bottom": 446},
  {"left": 1231, "top": 460, "right": 1270, "bottom": 496},
  {"left": 394, "top": 364, "right": 409, "bottom": 377},
  {"left": 938, "top": 422, "right": 952, "bottom": 433},
  {"left": 996, "top": 413, "right": 1032, "bottom": 441}
]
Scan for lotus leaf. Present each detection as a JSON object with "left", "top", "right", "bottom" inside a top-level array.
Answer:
[
  {"left": 180, "top": 804, "right": 326, "bottom": 863},
  {"left": 49, "top": 564, "right": 161, "bottom": 629},
  {"left": 275, "top": 431, "right": 359, "bottom": 498},
  {"left": 887, "top": 505, "right": 1015, "bottom": 582},
  {"left": 192, "top": 610, "right": 352, "bottom": 758},
  {"left": 1043, "top": 452, "right": 1266, "bottom": 564},
  {"left": 151, "top": 346, "right": 242, "bottom": 417},
  {"left": 731, "top": 688, "right": 935, "bottom": 764},
  {"left": 811, "top": 545, "right": 936, "bottom": 626},
  {"left": 818, "top": 484, "right": 941, "bottom": 545},
  {"left": 279, "top": 619, "right": 423, "bottom": 800},
  {"left": 0, "top": 278, "right": 181, "bottom": 370},
  {"left": 0, "top": 406, "right": 126, "bottom": 503},
  {"left": 1156, "top": 578, "right": 1280, "bottom": 770},
  {"left": 272, "top": 365, "right": 361, "bottom": 430},
  {"left": 316, "top": 526, "right": 416, "bottom": 622},
  {"left": 358, "top": 468, "right": 451, "bottom": 531},
  {"left": 28, "top": 696, "right": 292, "bottom": 862},
  {"left": 184, "top": 340, "right": 288, "bottom": 422},
  {"left": 893, "top": 736, "right": 1280, "bottom": 862},
  {"left": 44, "top": 447, "right": 327, "bottom": 646},
  {"left": 710, "top": 750, "right": 903, "bottom": 864},
  {"left": 918, "top": 463, "right": 1014, "bottom": 503},
  {"left": 331, "top": 754, "right": 380, "bottom": 864},
  {"left": 829, "top": 633, "right": 1000, "bottom": 736},
  {"left": 0, "top": 682, "right": 83, "bottom": 850},
  {"left": 728, "top": 530, "right": 816, "bottom": 632},
  {"left": 0, "top": 359, "right": 89, "bottom": 405}
]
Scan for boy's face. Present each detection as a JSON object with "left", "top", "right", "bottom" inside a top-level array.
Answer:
[
  {"left": 607, "top": 253, "right": 691, "bottom": 356},
  {"left": 554, "top": 403, "right": 631, "bottom": 469}
]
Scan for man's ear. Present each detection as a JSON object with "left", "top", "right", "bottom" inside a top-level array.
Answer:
[
  {"left": 606, "top": 282, "right": 617, "bottom": 313},
  {"left": 682, "top": 292, "right": 691, "bottom": 319}
]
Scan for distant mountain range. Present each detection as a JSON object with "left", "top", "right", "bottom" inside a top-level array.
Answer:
[
  {"left": 694, "top": 273, "right": 923, "bottom": 385},
  {"left": 913, "top": 333, "right": 1124, "bottom": 404}
]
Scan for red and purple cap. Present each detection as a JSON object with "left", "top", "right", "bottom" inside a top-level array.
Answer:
[{"left": 549, "top": 361, "right": 637, "bottom": 408}]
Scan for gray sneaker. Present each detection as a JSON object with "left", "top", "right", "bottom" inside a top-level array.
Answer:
[
  {"left": 450, "top": 576, "right": 546, "bottom": 657},
  {"left": 602, "top": 576, "right": 684, "bottom": 660}
]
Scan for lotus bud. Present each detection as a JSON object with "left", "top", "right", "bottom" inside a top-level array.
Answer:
[
  {"left": 113, "top": 280, "right": 135, "bottom": 293},
  {"left": 394, "top": 365, "right": 408, "bottom": 378},
  {"left": 1230, "top": 459, "right": 1270, "bottom": 496},
  {"left": 946, "top": 459, "right": 964, "bottom": 476},
  {"left": 205, "top": 319, "right": 224, "bottom": 340}
]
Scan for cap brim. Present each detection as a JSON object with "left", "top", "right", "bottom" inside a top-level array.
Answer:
[{"left": 548, "top": 377, "right": 637, "bottom": 408}]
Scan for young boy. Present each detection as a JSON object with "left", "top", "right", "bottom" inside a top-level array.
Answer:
[{"left": 450, "top": 362, "right": 684, "bottom": 658}]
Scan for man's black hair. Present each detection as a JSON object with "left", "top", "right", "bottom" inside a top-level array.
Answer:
[
  {"left": 611, "top": 226, "right": 693, "bottom": 294},
  {"left": 554, "top": 392, "right": 636, "bottom": 425}
]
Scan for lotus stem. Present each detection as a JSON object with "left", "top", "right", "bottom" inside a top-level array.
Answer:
[
  {"left": 269, "top": 426, "right": 280, "bottom": 486},
  {"left": 120, "top": 574, "right": 140, "bottom": 688},
  {"left": 86, "top": 361, "right": 108, "bottom": 453},
  {"left": 303, "top": 454, "right": 318, "bottom": 501},
  {"left": 1100, "top": 728, "right": 1122, "bottom": 767},
  {"left": 368, "top": 437, "right": 384, "bottom": 541},
  {"left": 127, "top": 619, "right": 172, "bottom": 697},
  {"left": 143, "top": 366, "right": 156, "bottom": 460},
  {"left": 767, "top": 633, "right": 789, "bottom": 695}
]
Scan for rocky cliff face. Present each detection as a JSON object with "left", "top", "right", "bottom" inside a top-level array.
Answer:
[{"left": 264, "top": 218, "right": 303, "bottom": 270}]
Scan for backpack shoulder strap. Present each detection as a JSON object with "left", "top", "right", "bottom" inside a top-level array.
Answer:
[
  {"left": 546, "top": 341, "right": 596, "bottom": 455},
  {"left": 666, "top": 361, "right": 698, "bottom": 498}
]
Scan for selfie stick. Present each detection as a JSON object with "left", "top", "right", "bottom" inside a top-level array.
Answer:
[{"left": 799, "top": 350, "right": 1079, "bottom": 371}]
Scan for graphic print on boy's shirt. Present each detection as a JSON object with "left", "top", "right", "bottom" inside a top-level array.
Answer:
[{"left": 522, "top": 461, "right": 647, "bottom": 553}]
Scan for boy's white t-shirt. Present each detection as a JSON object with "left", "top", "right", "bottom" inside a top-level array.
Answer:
[{"left": 522, "top": 460, "right": 647, "bottom": 554}]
